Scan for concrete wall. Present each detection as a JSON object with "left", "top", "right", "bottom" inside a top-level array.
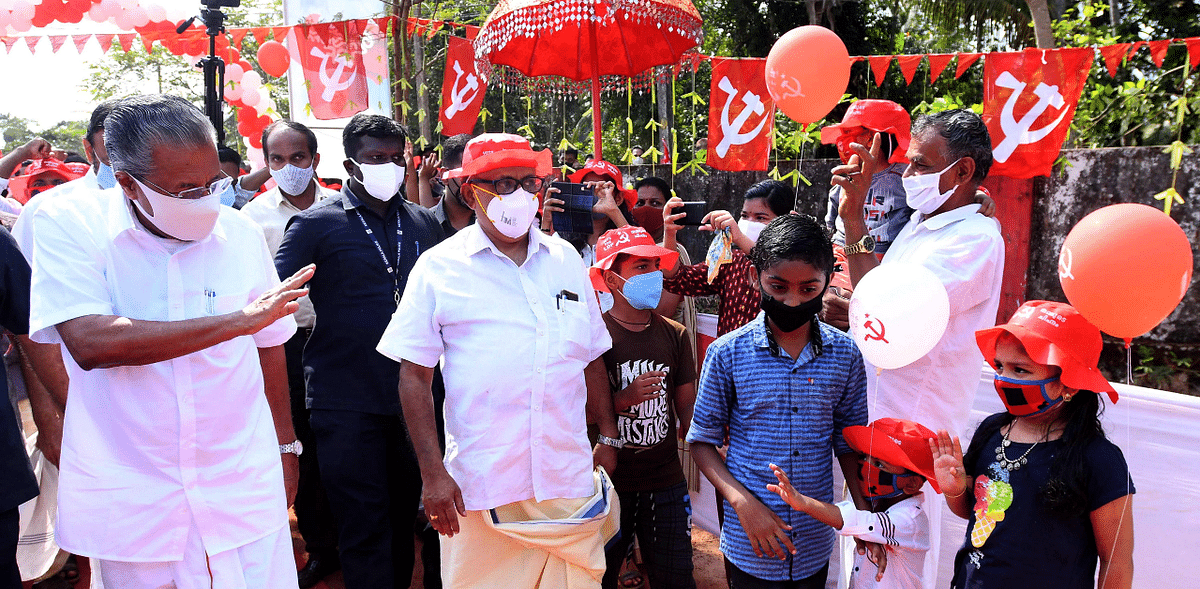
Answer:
[{"left": 625, "top": 143, "right": 1199, "bottom": 346}]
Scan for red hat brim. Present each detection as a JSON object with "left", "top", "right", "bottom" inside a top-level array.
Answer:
[
  {"left": 843, "top": 423, "right": 940, "bottom": 493},
  {"left": 445, "top": 148, "right": 553, "bottom": 179},
  {"left": 976, "top": 325, "right": 1118, "bottom": 403},
  {"left": 588, "top": 243, "right": 679, "bottom": 292}
]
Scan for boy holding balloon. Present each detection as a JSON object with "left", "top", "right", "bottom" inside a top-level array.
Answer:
[{"left": 687, "top": 214, "right": 872, "bottom": 589}]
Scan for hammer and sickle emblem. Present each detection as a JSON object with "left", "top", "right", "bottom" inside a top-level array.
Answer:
[
  {"left": 1058, "top": 246, "right": 1075, "bottom": 281},
  {"left": 444, "top": 60, "right": 480, "bottom": 120},
  {"left": 862, "top": 314, "right": 889, "bottom": 343},
  {"left": 310, "top": 46, "right": 358, "bottom": 102},
  {"left": 714, "top": 76, "right": 770, "bottom": 158},
  {"left": 992, "top": 70, "right": 1070, "bottom": 163}
]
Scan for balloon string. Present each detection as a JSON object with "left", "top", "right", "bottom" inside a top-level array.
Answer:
[{"left": 1124, "top": 339, "right": 1132, "bottom": 386}]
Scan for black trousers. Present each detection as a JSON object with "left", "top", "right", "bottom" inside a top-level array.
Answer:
[
  {"left": 602, "top": 481, "right": 696, "bottom": 589},
  {"left": 285, "top": 330, "right": 339, "bottom": 558},
  {"left": 724, "top": 559, "right": 828, "bottom": 589},
  {"left": 1, "top": 507, "right": 19, "bottom": 589},
  {"left": 310, "top": 409, "right": 422, "bottom": 589}
]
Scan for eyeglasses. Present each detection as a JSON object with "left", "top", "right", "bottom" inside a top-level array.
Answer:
[
  {"left": 135, "top": 173, "right": 232, "bottom": 200},
  {"left": 469, "top": 175, "right": 546, "bottom": 195}
]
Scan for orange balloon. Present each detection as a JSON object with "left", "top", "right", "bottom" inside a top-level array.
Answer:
[
  {"left": 764, "top": 26, "right": 851, "bottom": 125},
  {"left": 1058, "top": 203, "right": 1193, "bottom": 340},
  {"left": 257, "top": 41, "right": 291, "bottom": 78}
]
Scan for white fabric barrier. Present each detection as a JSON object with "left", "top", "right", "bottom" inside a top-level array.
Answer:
[{"left": 691, "top": 313, "right": 1199, "bottom": 588}]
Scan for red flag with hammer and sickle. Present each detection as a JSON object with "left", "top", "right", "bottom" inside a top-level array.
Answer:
[
  {"left": 707, "top": 58, "right": 775, "bottom": 172},
  {"left": 438, "top": 36, "right": 486, "bottom": 137},
  {"left": 298, "top": 21, "right": 369, "bottom": 120},
  {"left": 982, "top": 48, "right": 1093, "bottom": 179}
]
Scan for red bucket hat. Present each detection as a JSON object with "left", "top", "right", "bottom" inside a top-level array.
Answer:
[
  {"left": 843, "top": 418, "right": 941, "bottom": 493},
  {"left": 444, "top": 133, "right": 553, "bottom": 179},
  {"left": 8, "top": 158, "right": 89, "bottom": 204},
  {"left": 976, "top": 300, "right": 1118, "bottom": 402},
  {"left": 588, "top": 226, "right": 679, "bottom": 292},
  {"left": 569, "top": 159, "right": 637, "bottom": 210},
  {"left": 820, "top": 99, "right": 912, "bottom": 164}
]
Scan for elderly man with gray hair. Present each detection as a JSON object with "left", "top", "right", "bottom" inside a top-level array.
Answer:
[{"left": 26, "top": 94, "right": 314, "bottom": 588}]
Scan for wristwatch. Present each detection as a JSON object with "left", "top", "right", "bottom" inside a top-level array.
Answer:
[
  {"left": 596, "top": 434, "right": 625, "bottom": 450},
  {"left": 279, "top": 440, "right": 304, "bottom": 456},
  {"left": 843, "top": 234, "right": 876, "bottom": 256}
]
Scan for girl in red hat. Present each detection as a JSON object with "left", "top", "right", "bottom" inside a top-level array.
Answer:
[{"left": 931, "top": 301, "right": 1134, "bottom": 589}]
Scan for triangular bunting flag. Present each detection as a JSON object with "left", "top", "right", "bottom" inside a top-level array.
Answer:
[
  {"left": 927, "top": 53, "right": 954, "bottom": 81},
  {"left": 955, "top": 53, "right": 982, "bottom": 78},
  {"left": 72, "top": 34, "right": 90, "bottom": 53},
  {"left": 116, "top": 33, "right": 135, "bottom": 52},
  {"left": 273, "top": 27, "right": 291, "bottom": 42},
  {"left": 96, "top": 33, "right": 114, "bottom": 52},
  {"left": 1147, "top": 39, "right": 1170, "bottom": 67},
  {"left": 141, "top": 32, "right": 156, "bottom": 54},
  {"left": 230, "top": 27, "right": 248, "bottom": 48},
  {"left": 1099, "top": 43, "right": 1131, "bottom": 77},
  {"left": 48, "top": 35, "right": 67, "bottom": 53},
  {"left": 427, "top": 20, "right": 443, "bottom": 39},
  {"left": 464, "top": 24, "right": 480, "bottom": 40},
  {"left": 1, "top": 37, "right": 19, "bottom": 53},
  {"left": 896, "top": 54, "right": 923, "bottom": 85},
  {"left": 869, "top": 55, "right": 892, "bottom": 87},
  {"left": 406, "top": 17, "right": 417, "bottom": 37},
  {"left": 1185, "top": 37, "right": 1200, "bottom": 70},
  {"left": 24, "top": 36, "right": 39, "bottom": 52},
  {"left": 252, "top": 27, "right": 269, "bottom": 44},
  {"left": 849, "top": 56, "right": 866, "bottom": 63},
  {"left": 1128, "top": 41, "right": 1145, "bottom": 57}
]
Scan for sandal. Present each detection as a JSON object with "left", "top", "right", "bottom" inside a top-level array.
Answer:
[{"left": 619, "top": 570, "right": 644, "bottom": 588}]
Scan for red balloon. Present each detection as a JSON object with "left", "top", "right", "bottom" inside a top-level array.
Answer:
[
  {"left": 237, "top": 59, "right": 253, "bottom": 74},
  {"left": 1058, "top": 203, "right": 1193, "bottom": 340},
  {"left": 248, "top": 133, "right": 263, "bottom": 149},
  {"left": 257, "top": 40, "right": 290, "bottom": 78},
  {"left": 764, "top": 26, "right": 851, "bottom": 125}
]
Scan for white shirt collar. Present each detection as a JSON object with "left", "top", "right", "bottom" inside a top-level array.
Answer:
[
  {"left": 461, "top": 222, "right": 549, "bottom": 263},
  {"left": 917, "top": 203, "right": 982, "bottom": 231}
]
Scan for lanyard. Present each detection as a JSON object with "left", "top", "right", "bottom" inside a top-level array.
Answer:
[{"left": 352, "top": 208, "right": 404, "bottom": 305}]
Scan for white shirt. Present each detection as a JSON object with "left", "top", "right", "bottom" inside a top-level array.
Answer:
[
  {"left": 377, "top": 224, "right": 611, "bottom": 511},
  {"left": 28, "top": 188, "right": 297, "bottom": 560},
  {"left": 837, "top": 495, "right": 929, "bottom": 589},
  {"left": 240, "top": 184, "right": 336, "bottom": 329},
  {"left": 869, "top": 204, "right": 1004, "bottom": 436}
]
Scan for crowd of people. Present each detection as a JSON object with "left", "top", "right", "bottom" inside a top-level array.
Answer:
[{"left": 0, "top": 94, "right": 1134, "bottom": 589}]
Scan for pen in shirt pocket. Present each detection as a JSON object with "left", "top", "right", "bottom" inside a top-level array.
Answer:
[{"left": 205, "top": 289, "right": 216, "bottom": 314}]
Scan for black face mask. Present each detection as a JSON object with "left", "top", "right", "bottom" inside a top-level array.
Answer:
[{"left": 760, "top": 288, "right": 825, "bottom": 333}]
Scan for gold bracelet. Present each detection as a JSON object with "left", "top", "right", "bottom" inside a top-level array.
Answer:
[{"left": 945, "top": 487, "right": 967, "bottom": 499}]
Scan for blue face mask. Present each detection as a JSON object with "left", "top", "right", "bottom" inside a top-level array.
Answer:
[
  {"left": 614, "top": 270, "right": 663, "bottom": 310},
  {"left": 96, "top": 162, "right": 116, "bottom": 189},
  {"left": 994, "top": 374, "right": 1063, "bottom": 417}
]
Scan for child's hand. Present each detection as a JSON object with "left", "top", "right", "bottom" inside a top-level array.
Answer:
[
  {"left": 855, "top": 538, "right": 889, "bottom": 581},
  {"left": 930, "top": 430, "right": 968, "bottom": 497},
  {"left": 613, "top": 370, "right": 667, "bottom": 412},
  {"left": 766, "top": 463, "right": 805, "bottom": 511}
]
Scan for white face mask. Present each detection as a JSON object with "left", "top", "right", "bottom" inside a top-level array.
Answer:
[
  {"left": 352, "top": 160, "right": 405, "bottom": 201},
  {"left": 96, "top": 161, "right": 117, "bottom": 189},
  {"left": 478, "top": 187, "right": 539, "bottom": 239},
  {"left": 270, "top": 163, "right": 315, "bottom": 196},
  {"left": 902, "top": 158, "right": 961, "bottom": 215},
  {"left": 737, "top": 218, "right": 767, "bottom": 243},
  {"left": 130, "top": 177, "right": 223, "bottom": 241}
]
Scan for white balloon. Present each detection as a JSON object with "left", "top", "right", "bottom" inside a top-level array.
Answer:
[
  {"left": 241, "top": 73, "right": 261, "bottom": 93},
  {"left": 252, "top": 93, "right": 270, "bottom": 116},
  {"left": 87, "top": 4, "right": 107, "bottom": 22},
  {"left": 848, "top": 262, "right": 950, "bottom": 370},
  {"left": 225, "top": 62, "right": 244, "bottom": 81},
  {"left": 0, "top": 0, "right": 14, "bottom": 11},
  {"left": 145, "top": 4, "right": 165, "bottom": 22},
  {"left": 223, "top": 83, "right": 243, "bottom": 102},
  {"left": 240, "top": 88, "right": 260, "bottom": 107},
  {"left": 11, "top": 1, "right": 33, "bottom": 20},
  {"left": 10, "top": 15, "right": 32, "bottom": 32},
  {"left": 128, "top": 6, "right": 148, "bottom": 27},
  {"left": 117, "top": 0, "right": 136, "bottom": 9}
]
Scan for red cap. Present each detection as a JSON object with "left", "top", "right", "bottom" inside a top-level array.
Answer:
[
  {"left": 8, "top": 158, "right": 89, "bottom": 204},
  {"left": 976, "top": 301, "right": 1118, "bottom": 402},
  {"left": 820, "top": 99, "right": 911, "bottom": 164},
  {"left": 843, "top": 418, "right": 941, "bottom": 493},
  {"left": 588, "top": 226, "right": 679, "bottom": 292},
  {"left": 444, "top": 133, "right": 553, "bottom": 179},
  {"left": 569, "top": 159, "right": 637, "bottom": 210}
]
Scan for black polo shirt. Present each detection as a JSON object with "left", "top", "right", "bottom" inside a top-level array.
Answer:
[
  {"left": 0, "top": 227, "right": 37, "bottom": 513},
  {"left": 276, "top": 188, "right": 445, "bottom": 415}
]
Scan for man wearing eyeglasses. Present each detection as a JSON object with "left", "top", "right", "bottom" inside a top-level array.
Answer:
[
  {"left": 25, "top": 95, "right": 312, "bottom": 588},
  {"left": 378, "top": 134, "right": 621, "bottom": 588},
  {"left": 275, "top": 113, "right": 445, "bottom": 589}
]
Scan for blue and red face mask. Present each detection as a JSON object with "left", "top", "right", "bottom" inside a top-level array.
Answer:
[
  {"left": 857, "top": 459, "right": 921, "bottom": 500},
  {"left": 994, "top": 375, "right": 1063, "bottom": 417}
]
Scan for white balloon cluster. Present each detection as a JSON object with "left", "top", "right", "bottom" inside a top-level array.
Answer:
[
  {"left": 0, "top": 0, "right": 194, "bottom": 35},
  {"left": 223, "top": 62, "right": 276, "bottom": 117}
]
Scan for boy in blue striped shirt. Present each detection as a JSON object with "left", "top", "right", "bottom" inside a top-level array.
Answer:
[{"left": 687, "top": 214, "right": 871, "bottom": 588}]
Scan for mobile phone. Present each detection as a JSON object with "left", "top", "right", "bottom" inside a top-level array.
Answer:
[
  {"left": 550, "top": 182, "right": 597, "bottom": 235},
  {"left": 677, "top": 201, "right": 708, "bottom": 226}
]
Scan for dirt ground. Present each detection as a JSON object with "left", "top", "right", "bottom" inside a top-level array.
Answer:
[{"left": 291, "top": 511, "right": 728, "bottom": 589}]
